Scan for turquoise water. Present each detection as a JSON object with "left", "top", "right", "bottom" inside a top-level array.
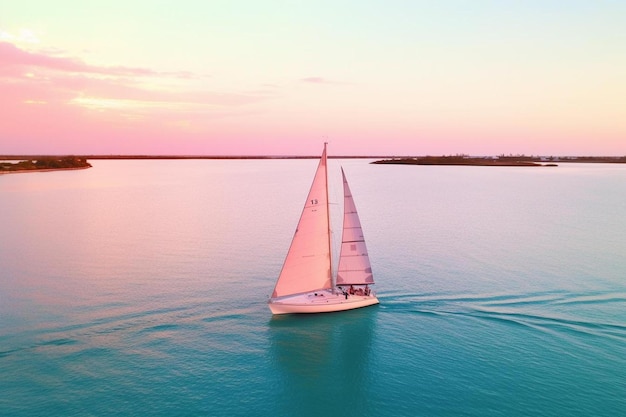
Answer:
[{"left": 1, "top": 160, "right": 625, "bottom": 416}]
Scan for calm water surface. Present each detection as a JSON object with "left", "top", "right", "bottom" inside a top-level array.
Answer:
[{"left": 1, "top": 160, "right": 625, "bottom": 416}]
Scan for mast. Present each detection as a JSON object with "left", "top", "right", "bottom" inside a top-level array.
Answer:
[{"left": 324, "top": 142, "right": 334, "bottom": 291}]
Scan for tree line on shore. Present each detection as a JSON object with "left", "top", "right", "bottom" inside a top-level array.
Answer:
[
  {"left": 372, "top": 154, "right": 626, "bottom": 166},
  {"left": 0, "top": 156, "right": 92, "bottom": 172}
]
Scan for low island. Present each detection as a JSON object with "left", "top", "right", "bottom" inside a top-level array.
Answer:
[
  {"left": 0, "top": 156, "right": 92, "bottom": 174},
  {"left": 372, "top": 155, "right": 557, "bottom": 166},
  {"left": 372, "top": 155, "right": 626, "bottom": 167}
]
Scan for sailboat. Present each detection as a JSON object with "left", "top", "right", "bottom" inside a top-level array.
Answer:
[{"left": 268, "top": 143, "right": 379, "bottom": 314}]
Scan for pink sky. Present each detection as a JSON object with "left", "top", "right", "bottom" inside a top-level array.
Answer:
[
  {"left": 1, "top": 41, "right": 278, "bottom": 155},
  {"left": 2, "top": 2, "right": 625, "bottom": 156}
]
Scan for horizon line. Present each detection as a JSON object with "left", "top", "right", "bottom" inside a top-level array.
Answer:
[{"left": 2, "top": 154, "right": 626, "bottom": 160}]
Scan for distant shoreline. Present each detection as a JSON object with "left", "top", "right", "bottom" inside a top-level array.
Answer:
[
  {"left": 1, "top": 155, "right": 625, "bottom": 173},
  {"left": 1, "top": 154, "right": 625, "bottom": 162}
]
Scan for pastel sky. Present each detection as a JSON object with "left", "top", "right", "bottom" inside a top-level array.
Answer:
[{"left": 1, "top": 1, "right": 625, "bottom": 156}]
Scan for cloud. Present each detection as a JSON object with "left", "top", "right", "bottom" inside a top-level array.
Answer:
[
  {"left": 0, "top": 40, "right": 283, "bottom": 153},
  {"left": 0, "top": 28, "right": 40, "bottom": 43},
  {"left": 0, "top": 41, "right": 160, "bottom": 77},
  {"left": 0, "top": 41, "right": 274, "bottom": 110},
  {"left": 301, "top": 76, "right": 327, "bottom": 84},
  {"left": 300, "top": 76, "right": 351, "bottom": 86}
]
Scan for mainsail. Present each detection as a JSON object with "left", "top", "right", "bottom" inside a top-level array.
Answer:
[
  {"left": 336, "top": 168, "right": 374, "bottom": 286},
  {"left": 271, "top": 145, "right": 332, "bottom": 298}
]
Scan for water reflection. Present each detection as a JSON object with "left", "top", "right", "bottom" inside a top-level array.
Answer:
[{"left": 267, "top": 308, "right": 378, "bottom": 417}]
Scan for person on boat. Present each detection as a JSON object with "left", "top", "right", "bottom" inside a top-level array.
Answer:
[
  {"left": 338, "top": 286, "right": 348, "bottom": 299},
  {"left": 349, "top": 285, "right": 355, "bottom": 295},
  {"left": 365, "top": 285, "right": 370, "bottom": 296}
]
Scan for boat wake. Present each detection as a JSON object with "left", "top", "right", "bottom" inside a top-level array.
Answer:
[
  {"left": 0, "top": 302, "right": 207, "bottom": 359},
  {"left": 380, "top": 289, "right": 626, "bottom": 342}
]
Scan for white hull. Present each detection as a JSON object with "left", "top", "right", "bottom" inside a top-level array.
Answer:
[{"left": 269, "top": 289, "right": 379, "bottom": 315}]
